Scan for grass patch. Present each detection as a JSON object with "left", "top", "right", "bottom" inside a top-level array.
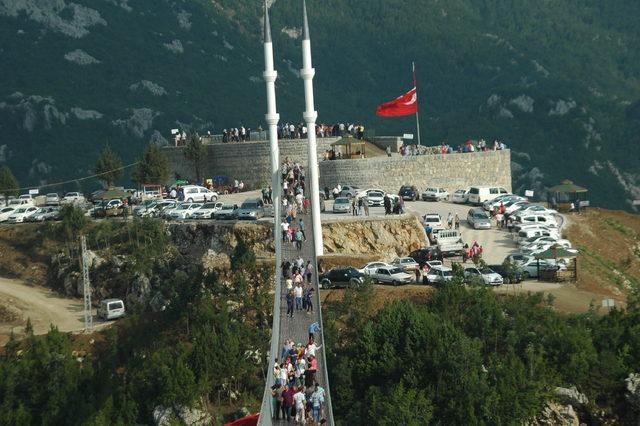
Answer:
[{"left": 601, "top": 217, "right": 634, "bottom": 237}]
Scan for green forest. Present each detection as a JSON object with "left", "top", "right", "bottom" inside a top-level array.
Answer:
[{"left": 325, "top": 280, "right": 640, "bottom": 425}]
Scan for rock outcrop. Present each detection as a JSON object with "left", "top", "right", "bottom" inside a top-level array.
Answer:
[
  {"left": 527, "top": 402, "right": 580, "bottom": 426},
  {"left": 626, "top": 373, "right": 640, "bottom": 411},
  {"left": 554, "top": 386, "right": 589, "bottom": 408},
  {"left": 322, "top": 215, "right": 425, "bottom": 260}
]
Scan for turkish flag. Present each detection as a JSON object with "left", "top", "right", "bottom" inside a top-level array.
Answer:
[
  {"left": 224, "top": 414, "right": 259, "bottom": 426},
  {"left": 376, "top": 87, "right": 418, "bottom": 117}
]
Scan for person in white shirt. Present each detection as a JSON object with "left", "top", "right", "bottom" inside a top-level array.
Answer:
[
  {"left": 294, "top": 284, "right": 303, "bottom": 311},
  {"left": 293, "top": 388, "right": 306, "bottom": 424},
  {"left": 305, "top": 341, "right": 322, "bottom": 358},
  {"left": 281, "top": 220, "right": 290, "bottom": 242}
]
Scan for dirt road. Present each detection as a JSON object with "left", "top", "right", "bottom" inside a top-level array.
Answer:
[{"left": 0, "top": 277, "right": 94, "bottom": 345}]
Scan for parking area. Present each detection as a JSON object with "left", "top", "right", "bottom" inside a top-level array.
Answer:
[{"left": 322, "top": 197, "right": 520, "bottom": 265}]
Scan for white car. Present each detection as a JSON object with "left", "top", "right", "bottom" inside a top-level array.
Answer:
[
  {"left": 213, "top": 204, "right": 239, "bottom": 220},
  {"left": 482, "top": 194, "right": 521, "bottom": 211},
  {"left": 364, "top": 190, "right": 385, "bottom": 207},
  {"left": 391, "top": 257, "right": 419, "bottom": 273},
  {"left": 518, "top": 235, "right": 561, "bottom": 248},
  {"left": 45, "top": 193, "right": 60, "bottom": 206},
  {"left": 169, "top": 203, "right": 202, "bottom": 220},
  {"left": 370, "top": 266, "right": 414, "bottom": 286},
  {"left": 514, "top": 205, "right": 557, "bottom": 217},
  {"left": 192, "top": 202, "right": 224, "bottom": 219},
  {"left": 451, "top": 189, "right": 469, "bottom": 204},
  {"left": 63, "top": 192, "right": 86, "bottom": 204},
  {"left": 6, "top": 206, "right": 39, "bottom": 223},
  {"left": 504, "top": 201, "right": 532, "bottom": 215},
  {"left": 464, "top": 267, "right": 503, "bottom": 286},
  {"left": 514, "top": 215, "right": 558, "bottom": 232},
  {"left": 339, "top": 185, "right": 360, "bottom": 198},
  {"left": 522, "top": 241, "right": 577, "bottom": 256},
  {"left": 424, "top": 266, "right": 454, "bottom": 284},
  {"left": 421, "top": 187, "right": 449, "bottom": 202},
  {"left": 422, "top": 213, "right": 444, "bottom": 233},
  {"left": 515, "top": 227, "right": 561, "bottom": 243},
  {"left": 27, "top": 207, "right": 59, "bottom": 222},
  {"left": 0, "top": 207, "right": 16, "bottom": 222},
  {"left": 359, "top": 262, "right": 394, "bottom": 276},
  {"left": 182, "top": 185, "right": 218, "bottom": 203},
  {"left": 133, "top": 200, "right": 158, "bottom": 217}
]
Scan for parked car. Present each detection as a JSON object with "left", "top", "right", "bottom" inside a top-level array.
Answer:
[
  {"left": 424, "top": 266, "right": 454, "bottom": 284},
  {"left": 45, "top": 193, "right": 60, "bottom": 206},
  {"left": 519, "top": 258, "right": 561, "bottom": 279},
  {"left": 463, "top": 266, "right": 503, "bottom": 286},
  {"left": 467, "top": 208, "right": 492, "bottom": 230},
  {"left": 339, "top": 185, "right": 360, "bottom": 198},
  {"left": 63, "top": 192, "right": 86, "bottom": 204},
  {"left": 213, "top": 204, "right": 239, "bottom": 220},
  {"left": 182, "top": 185, "right": 218, "bottom": 203},
  {"left": 169, "top": 202, "right": 203, "bottom": 220},
  {"left": 504, "top": 200, "right": 532, "bottom": 215},
  {"left": 133, "top": 199, "right": 158, "bottom": 217},
  {"left": 399, "top": 185, "right": 419, "bottom": 201},
  {"left": 517, "top": 235, "right": 562, "bottom": 248},
  {"left": 364, "top": 190, "right": 385, "bottom": 207},
  {"left": 370, "top": 266, "right": 413, "bottom": 286},
  {"left": 98, "top": 299, "right": 126, "bottom": 320},
  {"left": 409, "top": 247, "right": 443, "bottom": 265},
  {"left": 359, "top": 262, "right": 395, "bottom": 276},
  {"left": 391, "top": 257, "right": 419, "bottom": 273},
  {"left": 505, "top": 253, "right": 535, "bottom": 266},
  {"left": 6, "top": 206, "right": 39, "bottom": 223},
  {"left": 488, "top": 263, "right": 524, "bottom": 284},
  {"left": 515, "top": 227, "right": 561, "bottom": 243},
  {"left": 421, "top": 187, "right": 449, "bottom": 202},
  {"left": 451, "top": 189, "right": 470, "bottom": 204},
  {"left": 467, "top": 186, "right": 510, "bottom": 205},
  {"left": 18, "top": 194, "right": 35, "bottom": 204},
  {"left": 237, "top": 199, "right": 265, "bottom": 220},
  {"left": 27, "top": 207, "right": 60, "bottom": 222},
  {"left": 332, "top": 197, "right": 351, "bottom": 213},
  {"left": 319, "top": 267, "right": 364, "bottom": 289},
  {"left": 516, "top": 205, "right": 557, "bottom": 216},
  {"left": 192, "top": 202, "right": 224, "bottom": 219},
  {"left": 0, "top": 207, "right": 16, "bottom": 222},
  {"left": 436, "top": 229, "right": 464, "bottom": 257},
  {"left": 514, "top": 215, "right": 558, "bottom": 232},
  {"left": 482, "top": 194, "right": 522, "bottom": 211},
  {"left": 422, "top": 213, "right": 445, "bottom": 234}
]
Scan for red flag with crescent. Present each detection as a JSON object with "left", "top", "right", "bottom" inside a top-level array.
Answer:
[{"left": 375, "top": 87, "right": 418, "bottom": 117}]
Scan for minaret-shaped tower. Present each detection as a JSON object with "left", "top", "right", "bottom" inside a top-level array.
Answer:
[
  {"left": 260, "top": 3, "right": 283, "bottom": 421},
  {"left": 300, "top": 0, "right": 324, "bottom": 255}
]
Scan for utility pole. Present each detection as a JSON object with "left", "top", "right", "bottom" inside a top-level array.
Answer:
[{"left": 81, "top": 235, "right": 93, "bottom": 333}]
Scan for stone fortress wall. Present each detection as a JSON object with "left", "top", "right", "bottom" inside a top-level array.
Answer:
[
  {"left": 164, "top": 138, "right": 338, "bottom": 188},
  {"left": 319, "top": 149, "right": 512, "bottom": 195},
  {"left": 164, "top": 138, "right": 512, "bottom": 193}
]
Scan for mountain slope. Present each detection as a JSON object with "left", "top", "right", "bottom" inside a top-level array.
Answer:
[{"left": 0, "top": 0, "right": 639, "bottom": 210}]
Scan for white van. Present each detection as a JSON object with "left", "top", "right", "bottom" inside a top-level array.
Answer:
[
  {"left": 98, "top": 299, "right": 126, "bottom": 320},
  {"left": 467, "top": 186, "right": 509, "bottom": 205},
  {"left": 182, "top": 185, "right": 218, "bottom": 203}
]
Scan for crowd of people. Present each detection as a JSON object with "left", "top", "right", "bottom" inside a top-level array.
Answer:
[
  {"left": 271, "top": 330, "right": 326, "bottom": 424},
  {"left": 399, "top": 138, "right": 508, "bottom": 156}
]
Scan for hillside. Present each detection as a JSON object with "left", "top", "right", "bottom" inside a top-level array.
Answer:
[{"left": 1, "top": 0, "right": 640, "bottom": 210}]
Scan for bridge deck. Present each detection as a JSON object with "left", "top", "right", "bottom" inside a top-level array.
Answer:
[{"left": 259, "top": 210, "right": 334, "bottom": 425}]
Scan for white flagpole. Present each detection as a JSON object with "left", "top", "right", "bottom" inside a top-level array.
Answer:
[{"left": 413, "top": 61, "right": 422, "bottom": 146}]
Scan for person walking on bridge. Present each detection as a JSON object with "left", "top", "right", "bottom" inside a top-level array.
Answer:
[
  {"left": 286, "top": 290, "right": 295, "bottom": 318},
  {"left": 308, "top": 322, "right": 321, "bottom": 341}
]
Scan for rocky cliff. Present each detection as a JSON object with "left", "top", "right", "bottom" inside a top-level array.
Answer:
[{"left": 322, "top": 216, "right": 426, "bottom": 260}]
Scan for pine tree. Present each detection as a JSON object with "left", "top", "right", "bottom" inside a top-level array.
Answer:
[
  {"left": 0, "top": 166, "right": 19, "bottom": 206},
  {"left": 183, "top": 134, "right": 206, "bottom": 183},
  {"left": 95, "top": 145, "right": 123, "bottom": 188},
  {"left": 132, "top": 144, "right": 170, "bottom": 185}
]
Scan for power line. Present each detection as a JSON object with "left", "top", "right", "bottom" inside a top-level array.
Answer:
[{"left": 0, "top": 162, "right": 139, "bottom": 193}]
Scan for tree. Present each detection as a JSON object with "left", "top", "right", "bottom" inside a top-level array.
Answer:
[
  {"left": 0, "top": 166, "right": 19, "bottom": 206},
  {"left": 132, "top": 144, "right": 170, "bottom": 185},
  {"left": 183, "top": 134, "right": 206, "bottom": 183},
  {"left": 95, "top": 145, "right": 123, "bottom": 188}
]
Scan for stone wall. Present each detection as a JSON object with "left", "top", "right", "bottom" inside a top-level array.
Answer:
[
  {"left": 164, "top": 138, "right": 338, "bottom": 189},
  {"left": 318, "top": 150, "right": 512, "bottom": 194}
]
